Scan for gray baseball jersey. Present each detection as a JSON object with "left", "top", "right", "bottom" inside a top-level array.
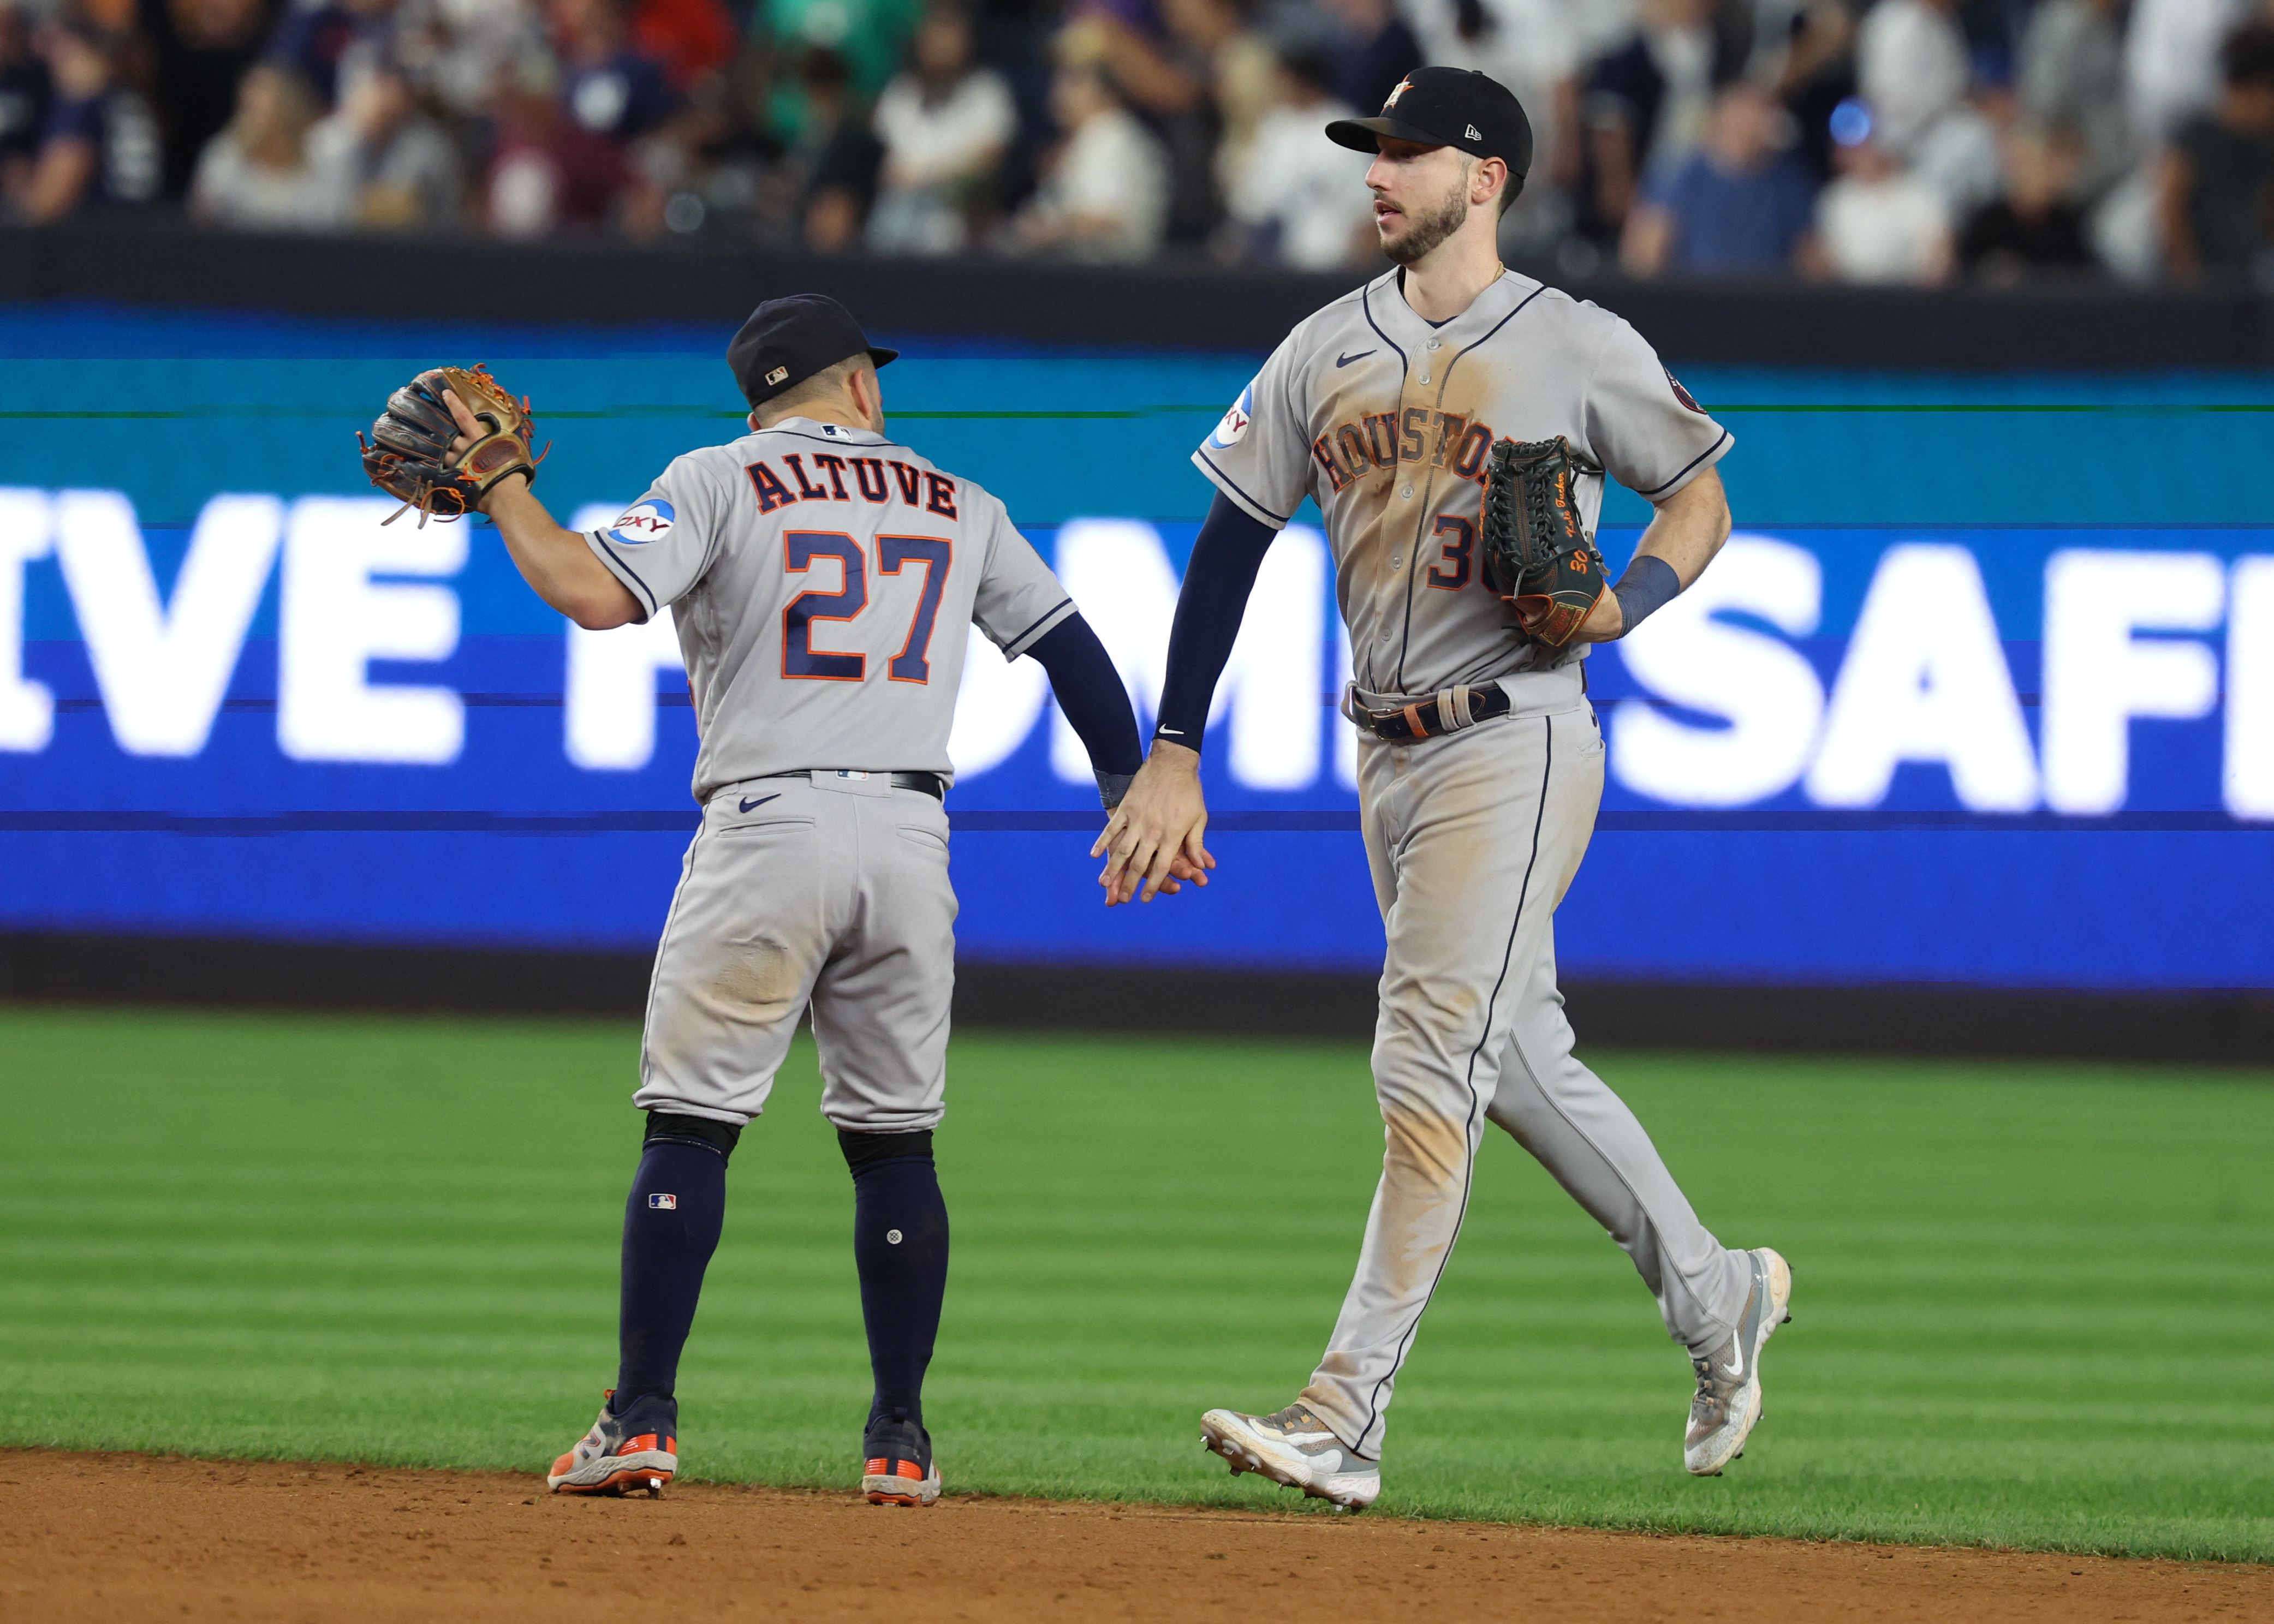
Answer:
[
  {"left": 1193, "top": 267, "right": 1730, "bottom": 700},
  {"left": 1189, "top": 271, "right": 1756, "bottom": 1461},
  {"left": 585, "top": 416, "right": 1076, "bottom": 1132},
  {"left": 585, "top": 416, "right": 1076, "bottom": 804}
]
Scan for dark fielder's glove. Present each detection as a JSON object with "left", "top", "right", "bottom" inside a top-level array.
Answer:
[
  {"left": 358, "top": 364, "right": 543, "bottom": 524},
  {"left": 1479, "top": 435, "right": 1611, "bottom": 648}
]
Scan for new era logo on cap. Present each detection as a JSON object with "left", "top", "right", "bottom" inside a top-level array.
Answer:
[
  {"left": 649, "top": 1193, "right": 678, "bottom": 1209},
  {"left": 1467, "top": 123, "right": 1482, "bottom": 139}
]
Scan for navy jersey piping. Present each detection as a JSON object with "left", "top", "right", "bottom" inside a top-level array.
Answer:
[
  {"left": 590, "top": 529, "right": 660, "bottom": 620},
  {"left": 1193, "top": 447, "right": 1293, "bottom": 526},
  {"left": 1358, "top": 278, "right": 1410, "bottom": 373},
  {"left": 1634, "top": 427, "right": 1732, "bottom": 499},
  {"left": 1355, "top": 713, "right": 1552, "bottom": 1456},
  {"left": 1393, "top": 280, "right": 1546, "bottom": 691},
  {"left": 1001, "top": 596, "right": 1075, "bottom": 656}
]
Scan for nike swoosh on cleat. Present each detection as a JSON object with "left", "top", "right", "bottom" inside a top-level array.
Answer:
[
  {"left": 738, "top": 793, "right": 780, "bottom": 813},
  {"left": 1335, "top": 350, "right": 1376, "bottom": 368}
]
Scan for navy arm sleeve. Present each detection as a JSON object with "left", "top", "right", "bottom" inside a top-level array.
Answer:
[
  {"left": 1026, "top": 612, "right": 1144, "bottom": 807},
  {"left": 1152, "top": 491, "right": 1278, "bottom": 748}
]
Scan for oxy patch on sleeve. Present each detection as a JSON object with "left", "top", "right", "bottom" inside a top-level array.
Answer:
[
  {"left": 1208, "top": 383, "right": 1255, "bottom": 449},
  {"left": 610, "top": 498, "right": 676, "bottom": 545}
]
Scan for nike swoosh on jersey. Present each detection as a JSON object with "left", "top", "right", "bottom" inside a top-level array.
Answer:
[
  {"left": 737, "top": 793, "right": 781, "bottom": 813},
  {"left": 1335, "top": 349, "right": 1376, "bottom": 368}
]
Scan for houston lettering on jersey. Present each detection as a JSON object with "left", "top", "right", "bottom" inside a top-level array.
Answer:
[
  {"left": 1308, "top": 409, "right": 1497, "bottom": 494},
  {"left": 748, "top": 456, "right": 961, "bottom": 520}
]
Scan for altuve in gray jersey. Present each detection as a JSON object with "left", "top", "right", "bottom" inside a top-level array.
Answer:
[
  {"left": 1193, "top": 268, "right": 1732, "bottom": 698},
  {"left": 584, "top": 417, "right": 1076, "bottom": 803}
]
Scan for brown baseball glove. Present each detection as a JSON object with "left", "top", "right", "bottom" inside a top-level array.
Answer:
[
  {"left": 1478, "top": 435, "right": 1611, "bottom": 648},
  {"left": 358, "top": 364, "right": 544, "bottom": 524}
]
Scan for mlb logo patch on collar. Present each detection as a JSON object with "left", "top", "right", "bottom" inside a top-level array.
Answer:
[{"left": 648, "top": 1193, "right": 678, "bottom": 1210}]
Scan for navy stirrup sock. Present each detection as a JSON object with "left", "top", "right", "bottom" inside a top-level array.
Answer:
[
  {"left": 614, "top": 1135, "right": 729, "bottom": 1410},
  {"left": 843, "top": 1130, "right": 950, "bottom": 1434}
]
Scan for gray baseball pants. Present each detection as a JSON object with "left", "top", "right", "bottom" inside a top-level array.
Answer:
[
  {"left": 632, "top": 771, "right": 956, "bottom": 1132},
  {"left": 1300, "top": 672, "right": 1753, "bottom": 1460}
]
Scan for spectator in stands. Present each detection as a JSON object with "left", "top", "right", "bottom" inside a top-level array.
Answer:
[
  {"left": 1856, "top": 0, "right": 1999, "bottom": 219},
  {"left": 1621, "top": 79, "right": 1817, "bottom": 276},
  {"left": 138, "top": 0, "right": 284, "bottom": 196},
  {"left": 867, "top": 2, "right": 1015, "bottom": 253},
  {"left": 550, "top": 0, "right": 675, "bottom": 144},
  {"left": 2160, "top": 21, "right": 2274, "bottom": 279},
  {"left": 1058, "top": 0, "right": 1252, "bottom": 247},
  {"left": 1007, "top": 55, "right": 1166, "bottom": 260},
  {"left": 1808, "top": 97, "right": 1952, "bottom": 282},
  {"left": 1319, "top": 0, "right": 1420, "bottom": 120},
  {"left": 7, "top": 20, "right": 163, "bottom": 221},
  {"left": 485, "top": 50, "right": 633, "bottom": 232},
  {"left": 628, "top": 0, "right": 735, "bottom": 91},
  {"left": 0, "top": 3, "right": 55, "bottom": 195},
  {"left": 1855, "top": 0, "right": 1967, "bottom": 156},
  {"left": 1767, "top": 0, "right": 1860, "bottom": 184},
  {"left": 391, "top": 0, "right": 546, "bottom": 123},
  {"left": 760, "top": 0, "right": 919, "bottom": 104},
  {"left": 305, "top": 53, "right": 460, "bottom": 226},
  {"left": 1220, "top": 45, "right": 1370, "bottom": 270},
  {"left": 1579, "top": 0, "right": 1726, "bottom": 244},
  {"left": 1958, "top": 121, "right": 2092, "bottom": 279},
  {"left": 2128, "top": 0, "right": 2255, "bottom": 148},
  {"left": 1165, "top": 0, "right": 1274, "bottom": 186},
  {"left": 793, "top": 44, "right": 884, "bottom": 249},
  {"left": 188, "top": 59, "right": 336, "bottom": 226},
  {"left": 2017, "top": 0, "right": 2130, "bottom": 201},
  {"left": 265, "top": 0, "right": 398, "bottom": 109}
]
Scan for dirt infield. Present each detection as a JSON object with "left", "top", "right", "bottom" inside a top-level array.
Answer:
[{"left": 4, "top": 1452, "right": 2265, "bottom": 1623}]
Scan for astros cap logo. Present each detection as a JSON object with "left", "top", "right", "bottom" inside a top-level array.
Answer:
[{"left": 1383, "top": 77, "right": 1412, "bottom": 110}]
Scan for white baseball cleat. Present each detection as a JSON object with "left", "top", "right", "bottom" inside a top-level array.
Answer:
[
  {"left": 1201, "top": 1401, "right": 1381, "bottom": 1510},
  {"left": 1684, "top": 1246, "right": 1794, "bottom": 1476}
]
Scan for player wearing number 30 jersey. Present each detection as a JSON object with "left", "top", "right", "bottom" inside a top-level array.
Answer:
[
  {"left": 460, "top": 294, "right": 1145, "bottom": 1507},
  {"left": 1097, "top": 68, "right": 1794, "bottom": 1508}
]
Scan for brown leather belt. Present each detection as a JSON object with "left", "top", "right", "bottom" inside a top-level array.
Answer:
[{"left": 1344, "top": 683, "right": 1514, "bottom": 743}]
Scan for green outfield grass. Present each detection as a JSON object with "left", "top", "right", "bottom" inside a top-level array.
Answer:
[{"left": 1, "top": 1004, "right": 2270, "bottom": 1561}]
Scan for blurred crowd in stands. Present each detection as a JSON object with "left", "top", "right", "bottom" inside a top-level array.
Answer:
[{"left": 5, "top": 0, "right": 2274, "bottom": 284}]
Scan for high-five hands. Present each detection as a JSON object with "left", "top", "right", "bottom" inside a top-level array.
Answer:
[{"left": 1092, "top": 740, "right": 1217, "bottom": 907}]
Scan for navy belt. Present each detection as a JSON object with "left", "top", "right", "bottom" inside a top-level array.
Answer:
[{"left": 759, "top": 769, "right": 945, "bottom": 799}]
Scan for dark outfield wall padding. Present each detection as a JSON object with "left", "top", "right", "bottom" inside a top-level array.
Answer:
[
  {"left": 3, "top": 932, "right": 2270, "bottom": 1065},
  {"left": 7, "top": 221, "right": 2273, "bottom": 368}
]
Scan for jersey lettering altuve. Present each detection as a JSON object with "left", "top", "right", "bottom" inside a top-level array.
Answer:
[
  {"left": 1192, "top": 268, "right": 1733, "bottom": 698},
  {"left": 584, "top": 417, "right": 1078, "bottom": 802}
]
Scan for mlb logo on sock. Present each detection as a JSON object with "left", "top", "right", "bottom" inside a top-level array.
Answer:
[{"left": 649, "top": 1194, "right": 678, "bottom": 1210}]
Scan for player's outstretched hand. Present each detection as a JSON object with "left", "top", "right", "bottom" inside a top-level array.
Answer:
[{"left": 1093, "top": 741, "right": 1216, "bottom": 906}]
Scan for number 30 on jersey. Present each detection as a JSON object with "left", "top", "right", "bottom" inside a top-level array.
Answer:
[{"left": 782, "top": 532, "right": 953, "bottom": 685}]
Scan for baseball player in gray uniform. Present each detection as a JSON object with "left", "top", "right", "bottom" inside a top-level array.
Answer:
[
  {"left": 1097, "top": 68, "right": 1792, "bottom": 1509},
  {"left": 429, "top": 295, "right": 1147, "bottom": 1504}
]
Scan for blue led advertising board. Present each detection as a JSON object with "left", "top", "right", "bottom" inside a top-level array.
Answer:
[{"left": 2, "top": 307, "right": 2268, "bottom": 990}]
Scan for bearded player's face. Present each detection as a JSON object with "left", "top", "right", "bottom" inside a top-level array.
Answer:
[{"left": 1367, "top": 139, "right": 1478, "bottom": 265}]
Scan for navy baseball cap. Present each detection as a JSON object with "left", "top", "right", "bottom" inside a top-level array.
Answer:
[
  {"left": 727, "top": 294, "right": 898, "bottom": 410},
  {"left": 1325, "top": 66, "right": 1534, "bottom": 183}
]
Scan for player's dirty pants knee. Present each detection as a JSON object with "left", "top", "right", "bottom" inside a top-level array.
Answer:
[{"left": 1300, "top": 704, "right": 1746, "bottom": 1458}]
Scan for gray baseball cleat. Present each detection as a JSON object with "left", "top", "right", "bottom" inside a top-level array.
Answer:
[
  {"left": 1201, "top": 1401, "right": 1381, "bottom": 1510},
  {"left": 1684, "top": 1246, "right": 1794, "bottom": 1476}
]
